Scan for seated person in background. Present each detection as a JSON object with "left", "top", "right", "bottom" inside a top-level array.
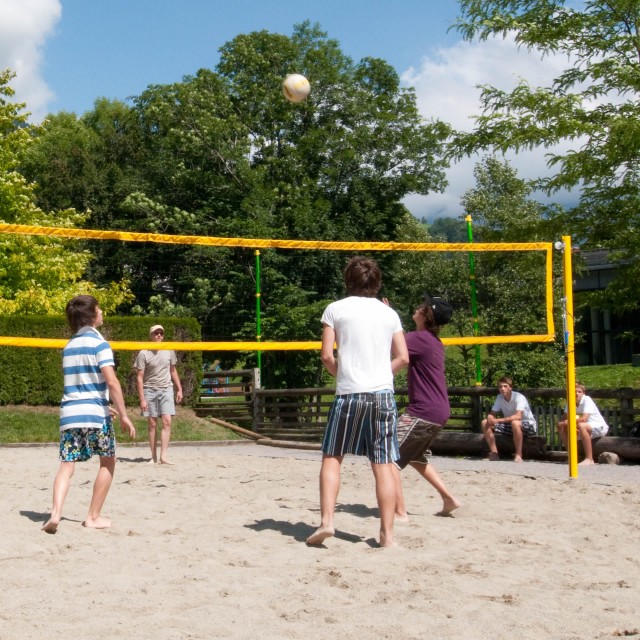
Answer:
[
  {"left": 482, "top": 376, "right": 537, "bottom": 463},
  {"left": 557, "top": 382, "right": 609, "bottom": 466}
]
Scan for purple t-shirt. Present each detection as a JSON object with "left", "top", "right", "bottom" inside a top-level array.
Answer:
[{"left": 405, "top": 330, "right": 450, "bottom": 426}]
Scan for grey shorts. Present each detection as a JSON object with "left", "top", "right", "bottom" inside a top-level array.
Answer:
[{"left": 143, "top": 387, "right": 176, "bottom": 418}]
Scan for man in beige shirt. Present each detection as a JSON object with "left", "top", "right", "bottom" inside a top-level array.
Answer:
[{"left": 135, "top": 324, "right": 183, "bottom": 464}]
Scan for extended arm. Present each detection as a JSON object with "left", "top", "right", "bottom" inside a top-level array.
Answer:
[
  {"left": 320, "top": 324, "right": 338, "bottom": 377},
  {"left": 136, "top": 368, "right": 148, "bottom": 413},
  {"left": 103, "top": 365, "right": 136, "bottom": 438},
  {"left": 390, "top": 330, "right": 409, "bottom": 375},
  {"left": 170, "top": 365, "right": 183, "bottom": 403}
]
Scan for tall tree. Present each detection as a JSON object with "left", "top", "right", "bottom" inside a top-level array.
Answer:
[
  {"left": 451, "top": 0, "right": 640, "bottom": 311},
  {"left": 459, "top": 157, "right": 565, "bottom": 387},
  {"left": 24, "top": 24, "right": 451, "bottom": 390},
  {"left": 0, "top": 70, "right": 131, "bottom": 314}
]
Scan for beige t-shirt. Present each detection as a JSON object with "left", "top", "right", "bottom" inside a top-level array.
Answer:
[{"left": 134, "top": 350, "right": 177, "bottom": 389}]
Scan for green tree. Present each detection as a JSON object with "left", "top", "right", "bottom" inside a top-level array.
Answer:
[
  {"left": 451, "top": 0, "right": 640, "bottom": 312},
  {"left": 429, "top": 216, "right": 468, "bottom": 242},
  {"left": 459, "top": 157, "right": 565, "bottom": 388},
  {"left": 0, "top": 70, "right": 131, "bottom": 314},
  {"left": 24, "top": 24, "right": 451, "bottom": 390}
]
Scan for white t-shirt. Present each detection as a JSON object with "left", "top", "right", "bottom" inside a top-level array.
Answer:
[
  {"left": 567, "top": 394, "right": 609, "bottom": 434},
  {"left": 492, "top": 390, "right": 537, "bottom": 429},
  {"left": 321, "top": 296, "right": 403, "bottom": 395}
]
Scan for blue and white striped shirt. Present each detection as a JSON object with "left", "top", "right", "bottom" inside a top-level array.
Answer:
[{"left": 60, "top": 326, "right": 114, "bottom": 431}]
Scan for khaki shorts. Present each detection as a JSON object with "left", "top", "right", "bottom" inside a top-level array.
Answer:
[{"left": 394, "top": 412, "right": 442, "bottom": 469}]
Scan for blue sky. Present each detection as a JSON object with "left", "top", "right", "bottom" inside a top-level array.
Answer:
[
  {"left": 42, "top": 0, "right": 462, "bottom": 116},
  {"left": 0, "top": 0, "right": 573, "bottom": 219}
]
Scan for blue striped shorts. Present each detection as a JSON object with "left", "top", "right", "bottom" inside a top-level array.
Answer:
[{"left": 321, "top": 391, "right": 399, "bottom": 464}]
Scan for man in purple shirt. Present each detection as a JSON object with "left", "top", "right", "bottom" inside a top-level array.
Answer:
[{"left": 391, "top": 294, "right": 461, "bottom": 518}]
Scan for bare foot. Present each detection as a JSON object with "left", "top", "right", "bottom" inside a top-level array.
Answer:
[
  {"left": 395, "top": 512, "right": 410, "bottom": 523},
  {"left": 438, "top": 497, "right": 462, "bottom": 516},
  {"left": 159, "top": 459, "right": 175, "bottom": 466},
  {"left": 82, "top": 516, "right": 112, "bottom": 529},
  {"left": 42, "top": 517, "right": 59, "bottom": 534},
  {"left": 514, "top": 455, "right": 523, "bottom": 463},
  {"left": 579, "top": 458, "right": 595, "bottom": 466},
  {"left": 484, "top": 452, "right": 500, "bottom": 461},
  {"left": 378, "top": 532, "right": 397, "bottom": 548},
  {"left": 148, "top": 459, "right": 157, "bottom": 465},
  {"left": 306, "top": 525, "right": 335, "bottom": 546}
]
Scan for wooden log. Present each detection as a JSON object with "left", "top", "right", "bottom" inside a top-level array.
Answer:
[
  {"left": 592, "top": 437, "right": 640, "bottom": 461},
  {"left": 256, "top": 439, "right": 322, "bottom": 451},
  {"left": 205, "top": 417, "right": 269, "bottom": 441},
  {"left": 429, "top": 432, "right": 548, "bottom": 459}
]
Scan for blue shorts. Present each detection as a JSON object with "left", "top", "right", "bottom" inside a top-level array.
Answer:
[
  {"left": 321, "top": 391, "right": 399, "bottom": 464},
  {"left": 59, "top": 420, "right": 116, "bottom": 462}
]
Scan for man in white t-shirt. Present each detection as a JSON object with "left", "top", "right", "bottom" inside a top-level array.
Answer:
[
  {"left": 558, "top": 382, "right": 609, "bottom": 465},
  {"left": 482, "top": 376, "right": 537, "bottom": 463},
  {"left": 306, "top": 257, "right": 408, "bottom": 548},
  {"left": 135, "top": 324, "right": 183, "bottom": 465}
]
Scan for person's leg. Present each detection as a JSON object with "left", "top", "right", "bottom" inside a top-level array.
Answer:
[
  {"left": 159, "top": 414, "right": 174, "bottom": 465},
  {"left": 410, "top": 462, "right": 461, "bottom": 515},
  {"left": 306, "top": 455, "right": 343, "bottom": 545},
  {"left": 147, "top": 416, "right": 158, "bottom": 463},
  {"left": 578, "top": 422, "right": 595, "bottom": 464},
  {"left": 42, "top": 461, "right": 75, "bottom": 533},
  {"left": 558, "top": 421, "right": 568, "bottom": 449},
  {"left": 511, "top": 420, "right": 524, "bottom": 462},
  {"left": 391, "top": 464, "right": 408, "bottom": 521},
  {"left": 83, "top": 455, "right": 116, "bottom": 528},
  {"left": 371, "top": 462, "right": 397, "bottom": 547},
  {"left": 482, "top": 420, "right": 499, "bottom": 459}
]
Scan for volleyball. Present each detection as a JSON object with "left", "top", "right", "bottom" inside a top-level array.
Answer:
[{"left": 282, "top": 74, "right": 310, "bottom": 103}]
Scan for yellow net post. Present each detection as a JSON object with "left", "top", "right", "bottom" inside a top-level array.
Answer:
[{"left": 561, "top": 236, "right": 579, "bottom": 478}]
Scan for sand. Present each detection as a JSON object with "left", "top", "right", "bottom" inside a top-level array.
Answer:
[{"left": 1, "top": 442, "right": 639, "bottom": 640}]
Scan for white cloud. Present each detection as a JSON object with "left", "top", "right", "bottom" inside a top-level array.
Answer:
[
  {"left": 402, "top": 35, "right": 577, "bottom": 220},
  {"left": 0, "top": 0, "right": 61, "bottom": 122}
]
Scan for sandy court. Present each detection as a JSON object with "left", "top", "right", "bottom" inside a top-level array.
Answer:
[{"left": 1, "top": 442, "right": 639, "bottom": 640}]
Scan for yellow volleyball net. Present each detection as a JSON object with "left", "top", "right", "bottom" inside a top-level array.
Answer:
[{"left": 0, "top": 222, "right": 555, "bottom": 351}]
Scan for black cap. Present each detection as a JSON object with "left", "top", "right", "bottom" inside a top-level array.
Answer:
[{"left": 424, "top": 293, "right": 453, "bottom": 325}]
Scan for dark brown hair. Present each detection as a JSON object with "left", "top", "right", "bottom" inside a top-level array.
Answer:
[
  {"left": 65, "top": 295, "right": 99, "bottom": 333},
  {"left": 343, "top": 256, "right": 382, "bottom": 297},
  {"left": 418, "top": 302, "right": 441, "bottom": 335}
]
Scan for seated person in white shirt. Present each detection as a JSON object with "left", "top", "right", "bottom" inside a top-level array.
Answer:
[
  {"left": 482, "top": 376, "right": 537, "bottom": 463},
  {"left": 558, "top": 382, "right": 609, "bottom": 466}
]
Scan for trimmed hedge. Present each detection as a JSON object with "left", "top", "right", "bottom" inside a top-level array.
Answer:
[{"left": 0, "top": 316, "right": 202, "bottom": 406}]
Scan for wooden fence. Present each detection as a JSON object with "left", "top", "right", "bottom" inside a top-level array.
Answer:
[{"left": 194, "top": 370, "right": 640, "bottom": 449}]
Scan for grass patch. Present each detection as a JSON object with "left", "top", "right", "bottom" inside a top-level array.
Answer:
[
  {"left": 576, "top": 364, "right": 640, "bottom": 389},
  {"left": 0, "top": 405, "right": 242, "bottom": 445}
]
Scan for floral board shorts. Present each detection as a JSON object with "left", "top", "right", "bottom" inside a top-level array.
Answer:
[{"left": 59, "top": 420, "right": 116, "bottom": 462}]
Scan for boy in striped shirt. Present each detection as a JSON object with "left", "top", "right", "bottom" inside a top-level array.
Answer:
[{"left": 42, "top": 295, "right": 135, "bottom": 534}]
